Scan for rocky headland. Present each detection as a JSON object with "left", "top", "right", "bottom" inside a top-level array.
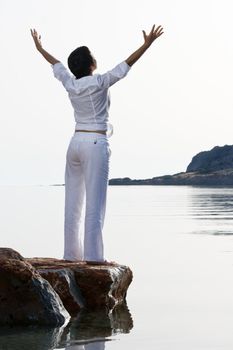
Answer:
[
  {"left": 0, "top": 248, "right": 132, "bottom": 326},
  {"left": 109, "top": 145, "right": 233, "bottom": 186}
]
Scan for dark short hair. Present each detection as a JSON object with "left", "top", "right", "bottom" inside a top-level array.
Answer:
[{"left": 68, "top": 46, "right": 94, "bottom": 79}]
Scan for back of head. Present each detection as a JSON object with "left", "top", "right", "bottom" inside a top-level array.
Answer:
[{"left": 68, "top": 46, "right": 94, "bottom": 79}]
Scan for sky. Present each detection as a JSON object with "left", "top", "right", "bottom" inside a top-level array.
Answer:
[{"left": 0, "top": 0, "right": 233, "bottom": 185}]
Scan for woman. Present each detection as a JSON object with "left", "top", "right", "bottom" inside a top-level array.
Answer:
[{"left": 31, "top": 25, "right": 164, "bottom": 262}]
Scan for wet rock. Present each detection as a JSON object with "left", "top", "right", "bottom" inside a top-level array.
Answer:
[
  {"left": 73, "top": 263, "right": 132, "bottom": 310},
  {"left": 27, "top": 258, "right": 133, "bottom": 314},
  {"left": 36, "top": 265, "right": 85, "bottom": 317},
  {"left": 0, "top": 247, "right": 133, "bottom": 325},
  {"left": 0, "top": 259, "right": 70, "bottom": 326}
]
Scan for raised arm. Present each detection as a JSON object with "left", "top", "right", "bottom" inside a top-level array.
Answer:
[
  {"left": 125, "top": 25, "right": 164, "bottom": 67},
  {"left": 30, "top": 29, "right": 60, "bottom": 65}
]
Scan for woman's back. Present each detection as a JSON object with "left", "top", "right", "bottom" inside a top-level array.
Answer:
[{"left": 52, "top": 61, "right": 131, "bottom": 131}]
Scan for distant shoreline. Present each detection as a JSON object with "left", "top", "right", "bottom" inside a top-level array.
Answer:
[
  {"left": 108, "top": 170, "right": 233, "bottom": 186},
  {"left": 50, "top": 169, "right": 233, "bottom": 187}
]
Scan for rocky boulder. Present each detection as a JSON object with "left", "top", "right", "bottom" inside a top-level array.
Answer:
[
  {"left": 0, "top": 248, "right": 70, "bottom": 326},
  {"left": 0, "top": 248, "right": 133, "bottom": 325},
  {"left": 27, "top": 258, "right": 133, "bottom": 316}
]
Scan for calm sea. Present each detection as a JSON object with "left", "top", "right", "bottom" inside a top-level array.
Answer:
[{"left": 1, "top": 185, "right": 233, "bottom": 350}]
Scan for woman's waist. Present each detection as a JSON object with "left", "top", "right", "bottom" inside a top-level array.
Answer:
[
  {"left": 75, "top": 129, "right": 107, "bottom": 135},
  {"left": 75, "top": 119, "right": 108, "bottom": 131},
  {"left": 72, "top": 131, "right": 108, "bottom": 143},
  {"left": 74, "top": 122, "right": 113, "bottom": 138}
]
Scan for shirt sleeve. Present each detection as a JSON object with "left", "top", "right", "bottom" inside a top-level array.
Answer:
[
  {"left": 52, "top": 62, "right": 73, "bottom": 91},
  {"left": 97, "top": 61, "right": 131, "bottom": 89}
]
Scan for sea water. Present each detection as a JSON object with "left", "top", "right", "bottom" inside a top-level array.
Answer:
[{"left": 0, "top": 185, "right": 233, "bottom": 349}]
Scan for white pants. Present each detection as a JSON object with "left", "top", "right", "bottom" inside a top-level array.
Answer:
[{"left": 63, "top": 132, "right": 110, "bottom": 262}]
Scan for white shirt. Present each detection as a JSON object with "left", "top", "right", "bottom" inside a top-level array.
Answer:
[{"left": 52, "top": 61, "right": 131, "bottom": 131}]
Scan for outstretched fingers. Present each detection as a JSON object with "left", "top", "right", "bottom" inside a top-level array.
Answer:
[
  {"left": 30, "top": 28, "right": 40, "bottom": 40},
  {"left": 154, "top": 25, "right": 164, "bottom": 38},
  {"left": 142, "top": 24, "right": 164, "bottom": 44},
  {"left": 30, "top": 28, "right": 36, "bottom": 39},
  {"left": 149, "top": 24, "right": 156, "bottom": 36},
  {"left": 30, "top": 28, "right": 43, "bottom": 51}
]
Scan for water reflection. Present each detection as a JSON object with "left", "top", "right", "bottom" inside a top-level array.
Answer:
[
  {"left": 0, "top": 303, "right": 133, "bottom": 350},
  {"left": 189, "top": 188, "right": 233, "bottom": 235}
]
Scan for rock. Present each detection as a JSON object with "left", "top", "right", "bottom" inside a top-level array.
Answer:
[
  {"left": 0, "top": 248, "right": 133, "bottom": 325},
  {"left": 0, "top": 258, "right": 70, "bottom": 326},
  {"left": 27, "top": 258, "right": 133, "bottom": 315},
  {"left": 27, "top": 258, "right": 85, "bottom": 317},
  {"left": 0, "top": 247, "right": 24, "bottom": 261},
  {"left": 186, "top": 145, "right": 233, "bottom": 173}
]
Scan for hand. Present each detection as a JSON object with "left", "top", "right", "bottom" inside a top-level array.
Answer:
[
  {"left": 30, "top": 28, "right": 43, "bottom": 51},
  {"left": 142, "top": 25, "right": 164, "bottom": 48}
]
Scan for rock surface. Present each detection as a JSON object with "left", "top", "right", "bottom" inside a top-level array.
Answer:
[
  {"left": 27, "top": 258, "right": 133, "bottom": 316},
  {"left": 0, "top": 248, "right": 133, "bottom": 325},
  {"left": 0, "top": 249, "right": 70, "bottom": 326},
  {"left": 0, "top": 247, "right": 24, "bottom": 261}
]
